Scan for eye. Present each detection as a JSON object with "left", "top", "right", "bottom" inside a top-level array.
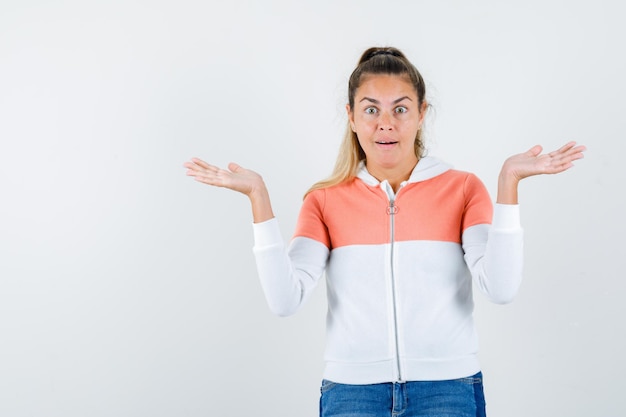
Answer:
[
  {"left": 395, "top": 106, "right": 408, "bottom": 114},
  {"left": 365, "top": 107, "right": 378, "bottom": 114}
]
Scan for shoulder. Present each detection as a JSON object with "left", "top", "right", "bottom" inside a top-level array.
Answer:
[
  {"left": 305, "top": 178, "right": 361, "bottom": 199},
  {"left": 303, "top": 177, "right": 375, "bottom": 214},
  {"left": 441, "top": 169, "right": 486, "bottom": 188},
  {"left": 442, "top": 168, "right": 479, "bottom": 179}
]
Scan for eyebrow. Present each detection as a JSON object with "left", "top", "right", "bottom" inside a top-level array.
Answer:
[{"left": 359, "top": 96, "right": 413, "bottom": 105}]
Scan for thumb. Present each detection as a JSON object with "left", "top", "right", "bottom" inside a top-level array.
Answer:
[
  {"left": 526, "top": 145, "right": 543, "bottom": 157},
  {"left": 228, "top": 162, "right": 242, "bottom": 173}
]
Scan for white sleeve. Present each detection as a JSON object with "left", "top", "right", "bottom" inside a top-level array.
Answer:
[
  {"left": 252, "top": 218, "right": 329, "bottom": 316},
  {"left": 463, "top": 204, "right": 524, "bottom": 304}
]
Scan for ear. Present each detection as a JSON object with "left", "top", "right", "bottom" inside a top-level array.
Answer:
[
  {"left": 418, "top": 100, "right": 428, "bottom": 127},
  {"left": 346, "top": 104, "right": 356, "bottom": 132}
]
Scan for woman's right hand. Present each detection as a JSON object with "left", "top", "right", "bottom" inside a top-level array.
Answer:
[
  {"left": 184, "top": 158, "right": 265, "bottom": 197},
  {"left": 184, "top": 158, "right": 275, "bottom": 222}
]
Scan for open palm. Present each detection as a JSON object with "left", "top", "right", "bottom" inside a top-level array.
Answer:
[
  {"left": 503, "top": 141, "right": 586, "bottom": 181},
  {"left": 183, "top": 158, "right": 263, "bottom": 196}
]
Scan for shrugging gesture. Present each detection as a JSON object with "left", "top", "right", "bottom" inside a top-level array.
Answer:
[
  {"left": 183, "top": 158, "right": 274, "bottom": 223},
  {"left": 497, "top": 141, "right": 586, "bottom": 204},
  {"left": 183, "top": 46, "right": 589, "bottom": 416}
]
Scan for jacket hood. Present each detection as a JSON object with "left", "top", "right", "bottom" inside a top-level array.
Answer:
[{"left": 356, "top": 156, "right": 452, "bottom": 186}]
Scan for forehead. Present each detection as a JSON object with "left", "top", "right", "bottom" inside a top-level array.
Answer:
[{"left": 355, "top": 74, "right": 416, "bottom": 100}]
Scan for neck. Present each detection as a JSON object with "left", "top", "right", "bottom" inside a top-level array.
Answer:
[{"left": 366, "top": 158, "right": 418, "bottom": 192}]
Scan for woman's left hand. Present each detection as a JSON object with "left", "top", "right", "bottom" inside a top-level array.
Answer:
[
  {"left": 501, "top": 141, "right": 586, "bottom": 181},
  {"left": 497, "top": 141, "right": 586, "bottom": 204}
]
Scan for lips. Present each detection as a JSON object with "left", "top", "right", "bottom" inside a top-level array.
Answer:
[{"left": 375, "top": 140, "right": 398, "bottom": 145}]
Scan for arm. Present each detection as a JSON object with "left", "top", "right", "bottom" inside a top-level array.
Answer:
[
  {"left": 183, "top": 157, "right": 328, "bottom": 316},
  {"left": 462, "top": 176, "right": 523, "bottom": 304},
  {"left": 497, "top": 141, "right": 586, "bottom": 204},
  {"left": 465, "top": 205, "right": 524, "bottom": 304},
  {"left": 252, "top": 189, "right": 330, "bottom": 316},
  {"left": 183, "top": 158, "right": 274, "bottom": 223},
  {"left": 253, "top": 220, "right": 329, "bottom": 316},
  {"left": 468, "top": 141, "right": 586, "bottom": 303}
]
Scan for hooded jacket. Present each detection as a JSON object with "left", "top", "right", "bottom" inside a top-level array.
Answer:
[{"left": 252, "top": 157, "right": 523, "bottom": 384}]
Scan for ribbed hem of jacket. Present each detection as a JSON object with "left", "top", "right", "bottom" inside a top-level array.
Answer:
[{"left": 323, "top": 355, "right": 481, "bottom": 384}]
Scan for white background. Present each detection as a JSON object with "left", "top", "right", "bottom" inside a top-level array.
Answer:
[{"left": 1, "top": 1, "right": 624, "bottom": 416}]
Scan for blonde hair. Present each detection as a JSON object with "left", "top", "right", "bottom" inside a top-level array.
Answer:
[{"left": 305, "top": 47, "right": 427, "bottom": 197}]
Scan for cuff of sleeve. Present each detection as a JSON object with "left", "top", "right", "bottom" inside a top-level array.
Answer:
[
  {"left": 493, "top": 203, "right": 521, "bottom": 230},
  {"left": 252, "top": 217, "right": 283, "bottom": 247}
]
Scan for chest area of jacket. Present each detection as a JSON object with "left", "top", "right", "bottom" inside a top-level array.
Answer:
[{"left": 323, "top": 182, "right": 468, "bottom": 249}]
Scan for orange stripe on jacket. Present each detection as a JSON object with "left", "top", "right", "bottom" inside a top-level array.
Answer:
[{"left": 294, "top": 171, "right": 493, "bottom": 250}]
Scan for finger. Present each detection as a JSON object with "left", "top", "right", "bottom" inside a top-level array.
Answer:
[
  {"left": 558, "top": 144, "right": 587, "bottom": 162},
  {"left": 192, "top": 169, "right": 227, "bottom": 186},
  {"left": 196, "top": 162, "right": 224, "bottom": 176},
  {"left": 571, "top": 149, "right": 586, "bottom": 161},
  {"left": 548, "top": 154, "right": 580, "bottom": 173},
  {"left": 190, "top": 158, "right": 213, "bottom": 170},
  {"left": 559, "top": 141, "right": 577, "bottom": 151},
  {"left": 186, "top": 168, "right": 212, "bottom": 178},
  {"left": 567, "top": 144, "right": 587, "bottom": 157},
  {"left": 184, "top": 162, "right": 205, "bottom": 175},
  {"left": 194, "top": 175, "right": 222, "bottom": 186},
  {"left": 548, "top": 141, "right": 581, "bottom": 159},
  {"left": 184, "top": 160, "right": 207, "bottom": 172},
  {"left": 184, "top": 162, "right": 216, "bottom": 177}
]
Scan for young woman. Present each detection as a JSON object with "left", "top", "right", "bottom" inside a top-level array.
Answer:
[{"left": 184, "top": 47, "right": 585, "bottom": 417}]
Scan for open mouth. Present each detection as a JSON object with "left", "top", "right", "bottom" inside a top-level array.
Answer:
[{"left": 375, "top": 141, "right": 398, "bottom": 145}]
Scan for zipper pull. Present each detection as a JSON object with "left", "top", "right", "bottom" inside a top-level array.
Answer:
[{"left": 387, "top": 201, "right": 398, "bottom": 215}]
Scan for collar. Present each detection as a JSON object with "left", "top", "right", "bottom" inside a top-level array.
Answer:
[{"left": 356, "top": 156, "right": 452, "bottom": 187}]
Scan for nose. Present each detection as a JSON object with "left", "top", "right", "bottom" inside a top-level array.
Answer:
[{"left": 378, "top": 111, "right": 393, "bottom": 130}]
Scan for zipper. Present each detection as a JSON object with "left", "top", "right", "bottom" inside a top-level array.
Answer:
[{"left": 386, "top": 185, "right": 404, "bottom": 382}]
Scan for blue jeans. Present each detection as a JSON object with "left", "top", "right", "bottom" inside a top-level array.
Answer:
[{"left": 319, "top": 372, "right": 486, "bottom": 417}]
